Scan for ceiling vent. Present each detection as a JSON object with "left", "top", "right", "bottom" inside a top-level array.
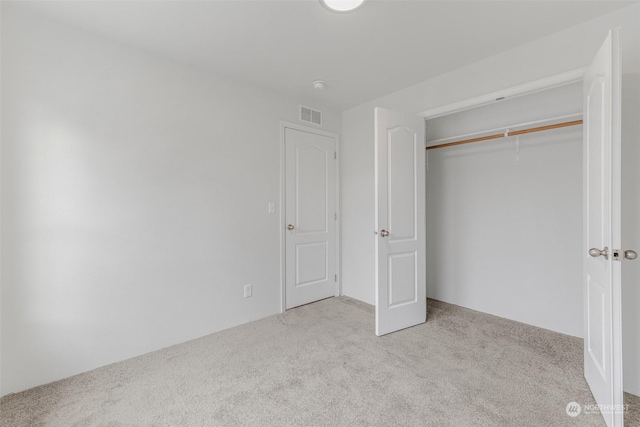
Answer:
[{"left": 300, "top": 105, "right": 322, "bottom": 126}]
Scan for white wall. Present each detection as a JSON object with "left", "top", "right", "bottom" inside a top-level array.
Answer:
[
  {"left": 340, "top": 4, "right": 640, "bottom": 394},
  {"left": 621, "top": 72, "right": 640, "bottom": 397},
  {"left": 341, "top": 107, "right": 376, "bottom": 305},
  {"left": 0, "top": 6, "right": 340, "bottom": 396}
]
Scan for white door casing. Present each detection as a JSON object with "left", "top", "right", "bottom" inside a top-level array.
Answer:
[
  {"left": 284, "top": 126, "right": 337, "bottom": 309},
  {"left": 583, "top": 28, "right": 623, "bottom": 427},
  {"left": 375, "top": 107, "right": 426, "bottom": 336}
]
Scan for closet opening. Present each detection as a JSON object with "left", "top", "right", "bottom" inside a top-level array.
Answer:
[{"left": 424, "top": 81, "right": 584, "bottom": 338}]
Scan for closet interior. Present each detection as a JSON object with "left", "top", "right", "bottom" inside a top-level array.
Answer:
[{"left": 424, "top": 82, "right": 584, "bottom": 337}]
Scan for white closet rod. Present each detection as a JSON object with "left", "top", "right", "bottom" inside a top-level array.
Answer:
[{"left": 426, "top": 112, "right": 583, "bottom": 146}]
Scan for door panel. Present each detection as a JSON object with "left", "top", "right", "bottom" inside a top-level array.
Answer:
[
  {"left": 375, "top": 107, "right": 426, "bottom": 336},
  {"left": 296, "top": 144, "right": 328, "bottom": 233},
  {"left": 583, "top": 28, "right": 623, "bottom": 427},
  {"left": 296, "top": 242, "right": 328, "bottom": 286},
  {"left": 587, "top": 276, "right": 606, "bottom": 375},
  {"left": 388, "top": 252, "right": 417, "bottom": 307},
  {"left": 586, "top": 76, "right": 607, "bottom": 250},
  {"left": 285, "top": 127, "right": 336, "bottom": 309},
  {"left": 388, "top": 128, "right": 417, "bottom": 241}
]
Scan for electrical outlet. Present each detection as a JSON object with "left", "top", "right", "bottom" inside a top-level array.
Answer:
[{"left": 244, "top": 284, "right": 252, "bottom": 298}]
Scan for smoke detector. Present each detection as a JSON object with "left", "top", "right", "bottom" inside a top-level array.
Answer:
[
  {"left": 321, "top": 0, "right": 366, "bottom": 13},
  {"left": 312, "top": 80, "right": 327, "bottom": 90}
]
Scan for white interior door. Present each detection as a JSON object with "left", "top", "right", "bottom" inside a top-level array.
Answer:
[
  {"left": 583, "top": 28, "right": 623, "bottom": 427},
  {"left": 285, "top": 126, "right": 337, "bottom": 309},
  {"left": 375, "top": 107, "right": 426, "bottom": 336}
]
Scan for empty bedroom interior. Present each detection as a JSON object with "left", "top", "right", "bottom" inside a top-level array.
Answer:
[{"left": 1, "top": 0, "right": 640, "bottom": 425}]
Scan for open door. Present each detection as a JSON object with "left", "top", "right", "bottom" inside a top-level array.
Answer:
[
  {"left": 374, "top": 107, "right": 426, "bottom": 336},
  {"left": 583, "top": 28, "right": 623, "bottom": 427}
]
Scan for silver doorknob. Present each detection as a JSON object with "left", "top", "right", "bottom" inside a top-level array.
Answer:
[
  {"left": 589, "top": 247, "right": 609, "bottom": 259},
  {"left": 380, "top": 229, "right": 389, "bottom": 237},
  {"left": 287, "top": 224, "right": 295, "bottom": 231},
  {"left": 625, "top": 250, "right": 638, "bottom": 260}
]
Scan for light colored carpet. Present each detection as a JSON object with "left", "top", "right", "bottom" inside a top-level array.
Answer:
[{"left": 1, "top": 297, "right": 638, "bottom": 426}]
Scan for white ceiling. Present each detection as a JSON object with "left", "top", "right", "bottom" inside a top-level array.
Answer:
[{"left": 12, "top": 0, "right": 636, "bottom": 111}]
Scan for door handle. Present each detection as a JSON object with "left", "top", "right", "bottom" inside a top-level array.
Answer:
[
  {"left": 625, "top": 250, "right": 638, "bottom": 260},
  {"left": 380, "top": 229, "right": 389, "bottom": 237},
  {"left": 589, "top": 247, "right": 609, "bottom": 259},
  {"left": 287, "top": 224, "right": 295, "bottom": 231}
]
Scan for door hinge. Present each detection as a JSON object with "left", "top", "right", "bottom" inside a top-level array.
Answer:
[
  {"left": 334, "top": 151, "right": 337, "bottom": 160},
  {"left": 334, "top": 212, "right": 337, "bottom": 220},
  {"left": 334, "top": 274, "right": 337, "bottom": 282}
]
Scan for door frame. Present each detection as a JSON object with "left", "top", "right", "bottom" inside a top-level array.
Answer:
[
  {"left": 279, "top": 121, "right": 341, "bottom": 313},
  {"left": 418, "top": 67, "right": 586, "bottom": 119}
]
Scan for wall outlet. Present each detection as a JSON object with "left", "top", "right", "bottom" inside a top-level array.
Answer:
[{"left": 244, "top": 284, "right": 252, "bottom": 298}]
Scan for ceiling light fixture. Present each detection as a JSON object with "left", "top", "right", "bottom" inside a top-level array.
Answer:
[
  {"left": 320, "top": 0, "right": 366, "bottom": 13},
  {"left": 313, "top": 80, "right": 327, "bottom": 90}
]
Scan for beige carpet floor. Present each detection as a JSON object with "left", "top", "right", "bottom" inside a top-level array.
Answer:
[{"left": 1, "top": 297, "right": 639, "bottom": 426}]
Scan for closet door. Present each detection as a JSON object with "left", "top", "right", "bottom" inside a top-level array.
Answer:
[
  {"left": 374, "top": 107, "right": 426, "bottom": 336},
  {"left": 583, "top": 28, "right": 623, "bottom": 427}
]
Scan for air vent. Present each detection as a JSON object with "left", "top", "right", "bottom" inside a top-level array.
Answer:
[{"left": 300, "top": 105, "right": 322, "bottom": 126}]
